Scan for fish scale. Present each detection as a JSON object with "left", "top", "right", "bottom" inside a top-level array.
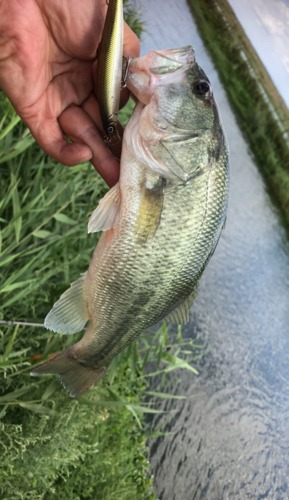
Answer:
[{"left": 31, "top": 46, "right": 229, "bottom": 397}]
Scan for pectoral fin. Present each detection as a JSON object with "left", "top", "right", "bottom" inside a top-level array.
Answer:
[
  {"left": 135, "top": 179, "right": 165, "bottom": 244},
  {"left": 88, "top": 182, "right": 121, "bottom": 233},
  {"left": 44, "top": 273, "right": 89, "bottom": 334}
]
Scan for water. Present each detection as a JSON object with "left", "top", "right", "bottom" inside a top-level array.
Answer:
[
  {"left": 133, "top": 0, "right": 289, "bottom": 498},
  {"left": 227, "top": 0, "right": 289, "bottom": 108}
]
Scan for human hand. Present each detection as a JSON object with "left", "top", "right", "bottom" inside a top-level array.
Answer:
[{"left": 0, "top": 0, "right": 140, "bottom": 186}]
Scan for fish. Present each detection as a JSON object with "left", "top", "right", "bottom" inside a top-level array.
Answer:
[
  {"left": 30, "top": 46, "right": 229, "bottom": 397},
  {"left": 95, "top": 0, "right": 124, "bottom": 148}
]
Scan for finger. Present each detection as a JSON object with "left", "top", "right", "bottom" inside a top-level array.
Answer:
[
  {"left": 121, "top": 24, "right": 140, "bottom": 108},
  {"left": 82, "top": 93, "right": 124, "bottom": 135},
  {"left": 123, "top": 23, "right": 140, "bottom": 58},
  {"left": 31, "top": 118, "right": 93, "bottom": 166},
  {"left": 82, "top": 94, "right": 124, "bottom": 160},
  {"left": 82, "top": 93, "right": 104, "bottom": 132},
  {"left": 59, "top": 105, "right": 120, "bottom": 187}
]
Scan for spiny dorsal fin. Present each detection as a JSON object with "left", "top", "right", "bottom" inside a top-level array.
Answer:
[
  {"left": 44, "top": 273, "right": 89, "bottom": 334},
  {"left": 165, "top": 290, "right": 197, "bottom": 325},
  {"left": 88, "top": 182, "right": 120, "bottom": 233}
]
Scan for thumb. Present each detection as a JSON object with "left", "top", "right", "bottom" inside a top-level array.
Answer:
[{"left": 123, "top": 22, "right": 140, "bottom": 59}]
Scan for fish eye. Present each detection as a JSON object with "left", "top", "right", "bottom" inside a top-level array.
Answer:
[{"left": 193, "top": 80, "right": 211, "bottom": 98}]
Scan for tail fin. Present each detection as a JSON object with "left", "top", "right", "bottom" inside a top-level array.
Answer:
[{"left": 30, "top": 349, "right": 106, "bottom": 397}]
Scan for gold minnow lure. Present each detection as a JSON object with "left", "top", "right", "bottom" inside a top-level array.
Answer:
[{"left": 95, "top": 0, "right": 124, "bottom": 148}]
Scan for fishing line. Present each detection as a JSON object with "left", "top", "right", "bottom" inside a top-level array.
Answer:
[{"left": 0, "top": 320, "right": 45, "bottom": 328}]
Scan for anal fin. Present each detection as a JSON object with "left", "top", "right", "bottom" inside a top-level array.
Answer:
[
  {"left": 165, "top": 290, "right": 197, "bottom": 325},
  {"left": 44, "top": 273, "right": 89, "bottom": 334}
]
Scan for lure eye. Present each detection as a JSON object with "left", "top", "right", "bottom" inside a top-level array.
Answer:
[
  {"left": 193, "top": 80, "right": 211, "bottom": 98},
  {"left": 107, "top": 124, "right": 115, "bottom": 135}
]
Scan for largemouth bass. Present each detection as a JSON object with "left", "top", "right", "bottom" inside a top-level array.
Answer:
[{"left": 31, "top": 46, "right": 229, "bottom": 397}]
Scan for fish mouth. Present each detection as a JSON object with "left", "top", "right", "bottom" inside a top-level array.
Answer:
[
  {"left": 153, "top": 45, "right": 195, "bottom": 68},
  {"left": 126, "top": 45, "right": 195, "bottom": 74},
  {"left": 147, "top": 46, "right": 195, "bottom": 76},
  {"left": 126, "top": 46, "right": 195, "bottom": 104}
]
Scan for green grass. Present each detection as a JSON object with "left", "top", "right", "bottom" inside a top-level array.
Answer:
[
  {"left": 0, "top": 97, "right": 145, "bottom": 498},
  {"left": 0, "top": 7, "right": 202, "bottom": 494},
  {"left": 0, "top": 90, "right": 199, "bottom": 497},
  {"left": 187, "top": 0, "right": 289, "bottom": 226},
  {"left": 0, "top": 320, "right": 160, "bottom": 499},
  {"left": 0, "top": 94, "right": 154, "bottom": 498}
]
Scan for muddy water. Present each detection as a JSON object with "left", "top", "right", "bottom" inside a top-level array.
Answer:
[{"left": 133, "top": 0, "right": 289, "bottom": 498}]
